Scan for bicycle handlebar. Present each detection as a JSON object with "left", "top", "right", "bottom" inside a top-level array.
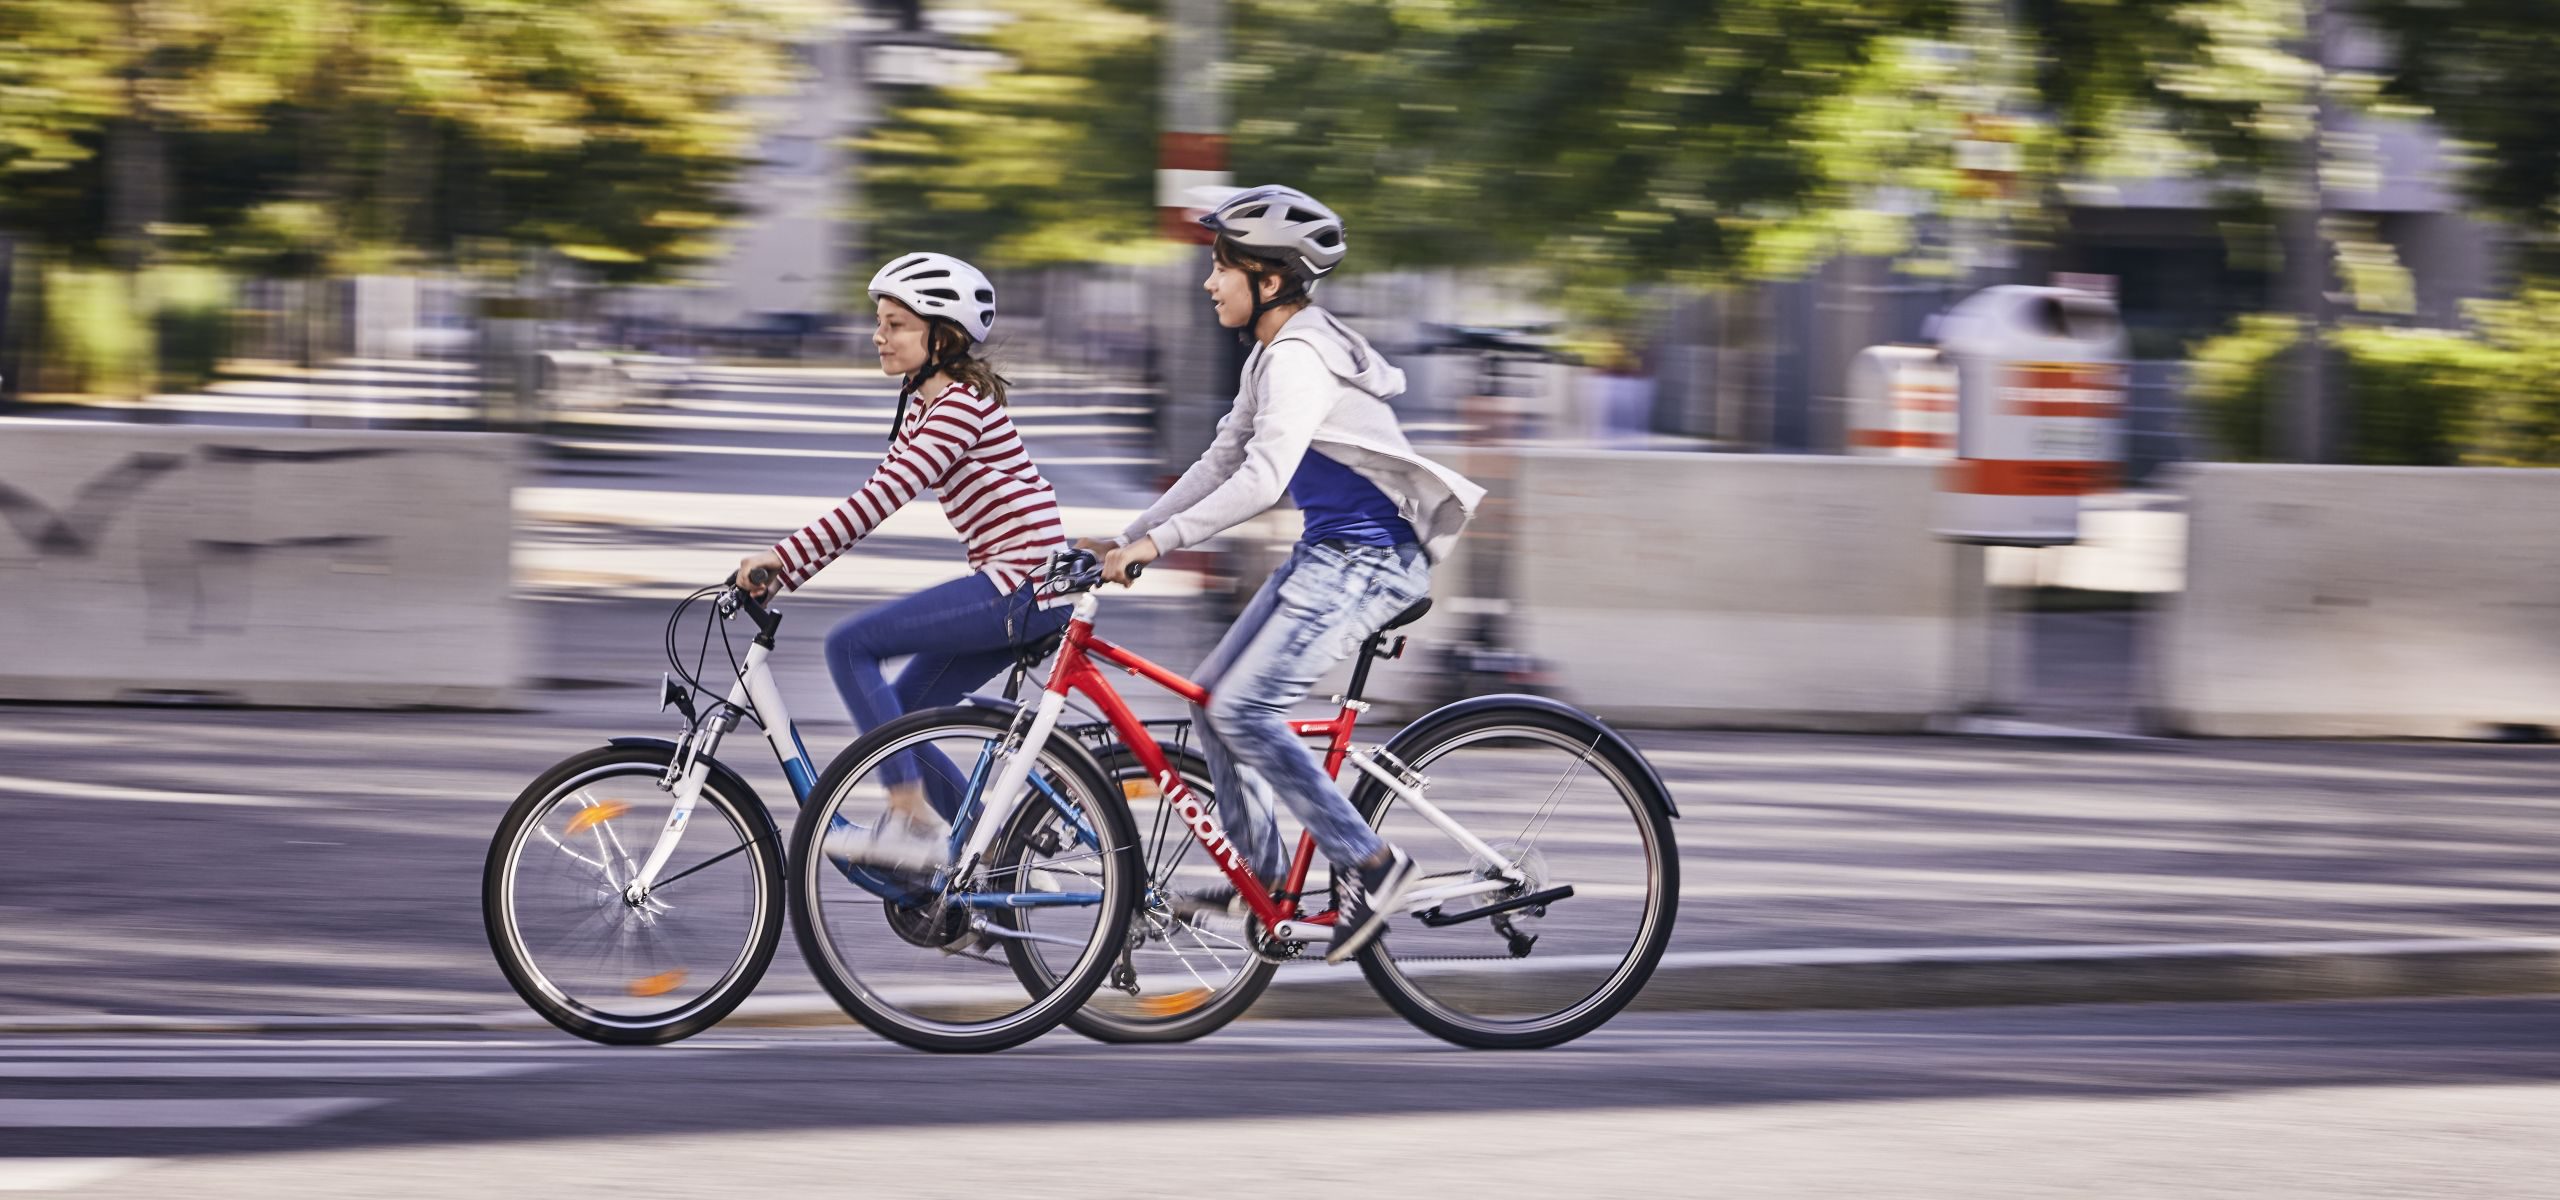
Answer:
[{"left": 1044, "top": 547, "right": 1143, "bottom": 595}]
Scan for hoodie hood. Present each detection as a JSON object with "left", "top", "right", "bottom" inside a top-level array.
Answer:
[{"left": 1268, "top": 306, "right": 1406, "bottom": 400}]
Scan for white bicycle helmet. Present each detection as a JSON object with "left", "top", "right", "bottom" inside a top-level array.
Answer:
[
  {"left": 1199, "top": 185, "right": 1347, "bottom": 280},
  {"left": 868, "top": 252, "right": 996, "bottom": 344}
]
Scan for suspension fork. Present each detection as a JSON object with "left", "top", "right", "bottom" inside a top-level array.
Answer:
[{"left": 625, "top": 643, "right": 783, "bottom": 901}]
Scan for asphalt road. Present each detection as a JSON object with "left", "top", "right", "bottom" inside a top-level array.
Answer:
[{"left": 2, "top": 998, "right": 2556, "bottom": 1197}]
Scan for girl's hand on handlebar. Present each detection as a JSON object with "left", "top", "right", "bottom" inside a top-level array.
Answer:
[
  {"left": 1101, "top": 536, "right": 1158, "bottom": 586},
  {"left": 734, "top": 551, "right": 785, "bottom": 597}
]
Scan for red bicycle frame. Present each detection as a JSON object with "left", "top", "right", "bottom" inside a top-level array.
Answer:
[{"left": 1042, "top": 609, "right": 1359, "bottom": 931}]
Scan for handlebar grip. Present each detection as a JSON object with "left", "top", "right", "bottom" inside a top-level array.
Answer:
[
  {"left": 1122, "top": 561, "right": 1144, "bottom": 582},
  {"left": 747, "top": 566, "right": 775, "bottom": 590}
]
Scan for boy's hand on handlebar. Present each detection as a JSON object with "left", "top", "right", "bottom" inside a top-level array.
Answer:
[
  {"left": 734, "top": 551, "right": 784, "bottom": 597},
  {"left": 1073, "top": 536, "right": 1118, "bottom": 555},
  {"left": 1101, "top": 536, "right": 1158, "bottom": 586}
]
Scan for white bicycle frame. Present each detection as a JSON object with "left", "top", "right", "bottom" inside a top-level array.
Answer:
[{"left": 624, "top": 635, "right": 814, "bottom": 902}]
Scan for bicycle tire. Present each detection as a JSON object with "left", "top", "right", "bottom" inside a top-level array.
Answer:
[
  {"left": 787, "top": 705, "right": 1141, "bottom": 1053},
  {"left": 1345, "top": 701, "right": 1678, "bottom": 1049},
  {"left": 483, "top": 744, "right": 784, "bottom": 1046}
]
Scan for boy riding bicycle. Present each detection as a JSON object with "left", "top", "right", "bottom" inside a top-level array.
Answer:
[{"left": 1094, "top": 186, "right": 1484, "bottom": 963}]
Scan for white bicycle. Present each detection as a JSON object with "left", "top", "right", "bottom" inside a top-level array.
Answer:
[{"left": 482, "top": 567, "right": 1134, "bottom": 1049}]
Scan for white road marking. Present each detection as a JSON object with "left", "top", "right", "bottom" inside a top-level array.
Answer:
[
  {"left": 0, "top": 1097, "right": 381, "bottom": 1128},
  {"left": 0, "top": 778, "right": 304, "bottom": 809},
  {"left": 0, "top": 1159, "right": 162, "bottom": 1192},
  {"left": 0, "top": 1060, "right": 554, "bottom": 1079}
]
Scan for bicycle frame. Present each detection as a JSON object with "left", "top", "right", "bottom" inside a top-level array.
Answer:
[
  {"left": 953, "top": 588, "right": 1528, "bottom": 941},
  {"left": 627, "top": 635, "right": 821, "bottom": 900},
  {"left": 638, "top": 598, "right": 1106, "bottom": 915}
]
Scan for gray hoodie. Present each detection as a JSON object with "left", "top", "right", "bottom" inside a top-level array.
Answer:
[{"left": 1122, "top": 306, "right": 1486, "bottom": 564}]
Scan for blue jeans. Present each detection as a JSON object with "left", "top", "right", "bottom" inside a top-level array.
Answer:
[
  {"left": 824, "top": 573, "right": 1071, "bottom": 823},
  {"left": 1194, "top": 540, "right": 1432, "bottom": 880}
]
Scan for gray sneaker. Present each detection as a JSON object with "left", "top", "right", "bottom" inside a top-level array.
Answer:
[
  {"left": 1172, "top": 884, "right": 1246, "bottom": 923},
  {"left": 1326, "top": 846, "right": 1416, "bottom": 965},
  {"left": 822, "top": 813, "right": 951, "bottom": 873}
]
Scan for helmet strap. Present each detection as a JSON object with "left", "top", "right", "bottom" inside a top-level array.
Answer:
[{"left": 896, "top": 323, "right": 969, "bottom": 429}]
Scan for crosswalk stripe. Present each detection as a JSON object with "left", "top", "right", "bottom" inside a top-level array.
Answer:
[
  {"left": 0, "top": 1159, "right": 161, "bottom": 1193},
  {"left": 0, "top": 1097, "right": 382, "bottom": 1128},
  {"left": 0, "top": 1060, "right": 554, "bottom": 1079},
  {"left": 0, "top": 777, "right": 305, "bottom": 809}
]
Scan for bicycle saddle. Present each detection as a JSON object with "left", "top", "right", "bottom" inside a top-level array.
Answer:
[{"left": 1381, "top": 598, "right": 1433, "bottom": 630}]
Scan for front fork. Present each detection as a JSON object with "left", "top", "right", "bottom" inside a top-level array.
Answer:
[{"left": 625, "top": 641, "right": 796, "bottom": 903}]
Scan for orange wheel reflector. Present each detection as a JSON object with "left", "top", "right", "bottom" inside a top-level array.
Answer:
[
  {"left": 628, "top": 970, "right": 688, "bottom": 998},
  {"left": 1137, "top": 987, "right": 1212, "bottom": 1017},
  {"left": 1122, "top": 779, "right": 1159, "bottom": 801},
  {"left": 566, "top": 801, "right": 631, "bottom": 834}
]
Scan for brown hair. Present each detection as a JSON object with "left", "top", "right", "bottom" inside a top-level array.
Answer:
[
  {"left": 1213, "top": 235, "right": 1313, "bottom": 311},
  {"left": 919, "top": 314, "right": 1008, "bottom": 406}
]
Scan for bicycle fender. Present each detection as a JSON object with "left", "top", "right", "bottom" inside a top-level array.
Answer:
[
  {"left": 602, "top": 737, "right": 782, "bottom": 840},
  {"left": 1383, "top": 693, "right": 1679, "bottom": 818}
]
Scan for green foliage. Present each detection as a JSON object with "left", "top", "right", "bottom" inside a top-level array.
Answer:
[
  {"left": 858, "top": 0, "right": 1161, "bottom": 269},
  {"left": 150, "top": 265, "right": 232, "bottom": 390},
  {"left": 858, "top": 0, "right": 2342, "bottom": 332},
  {"left": 2185, "top": 294, "right": 2560, "bottom": 467},
  {"left": 42, "top": 268, "right": 152, "bottom": 397},
  {"left": 2185, "top": 313, "right": 2298, "bottom": 462},
  {"left": 2357, "top": 0, "right": 2560, "bottom": 250},
  {"left": 0, "top": 0, "right": 826, "bottom": 281},
  {"left": 37, "top": 264, "right": 238, "bottom": 396}
]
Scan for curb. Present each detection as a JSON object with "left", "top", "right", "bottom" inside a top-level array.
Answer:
[{"left": 9, "top": 937, "right": 2559, "bottom": 1037}]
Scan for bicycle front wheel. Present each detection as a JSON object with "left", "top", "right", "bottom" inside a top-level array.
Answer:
[
  {"left": 788, "top": 705, "right": 1140, "bottom": 1053},
  {"left": 483, "top": 744, "right": 784, "bottom": 1045},
  {"left": 1346, "top": 702, "right": 1678, "bottom": 1049}
]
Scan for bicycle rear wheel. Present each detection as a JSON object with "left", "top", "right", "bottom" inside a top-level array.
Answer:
[
  {"left": 1346, "top": 702, "right": 1677, "bottom": 1049},
  {"left": 788, "top": 705, "right": 1139, "bottom": 1053},
  {"left": 483, "top": 744, "right": 783, "bottom": 1045}
]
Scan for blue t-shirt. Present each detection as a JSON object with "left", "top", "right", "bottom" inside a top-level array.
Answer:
[{"left": 1289, "top": 450, "right": 1418, "bottom": 548}]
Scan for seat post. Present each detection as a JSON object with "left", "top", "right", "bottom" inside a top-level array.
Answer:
[{"left": 1345, "top": 639, "right": 1381, "bottom": 703}]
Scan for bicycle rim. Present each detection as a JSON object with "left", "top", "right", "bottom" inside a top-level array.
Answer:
[
  {"left": 492, "top": 760, "right": 774, "bottom": 1039},
  {"left": 791, "top": 711, "right": 1133, "bottom": 1051},
  {"left": 1353, "top": 714, "right": 1675, "bottom": 1046}
]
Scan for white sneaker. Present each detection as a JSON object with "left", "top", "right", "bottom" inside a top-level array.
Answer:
[{"left": 823, "top": 812, "right": 952, "bottom": 872}]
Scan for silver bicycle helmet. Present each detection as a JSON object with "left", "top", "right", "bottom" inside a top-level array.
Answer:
[
  {"left": 1199, "top": 185, "right": 1347, "bottom": 280},
  {"left": 868, "top": 252, "right": 996, "bottom": 344}
]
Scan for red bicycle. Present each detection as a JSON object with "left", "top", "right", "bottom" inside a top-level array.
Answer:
[{"left": 787, "top": 550, "right": 1680, "bottom": 1051}]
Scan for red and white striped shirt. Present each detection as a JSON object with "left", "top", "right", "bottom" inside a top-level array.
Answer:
[{"left": 770, "top": 382, "right": 1068, "bottom": 600}]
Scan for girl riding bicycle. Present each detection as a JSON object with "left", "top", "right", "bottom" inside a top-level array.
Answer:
[
  {"left": 1096, "top": 185, "right": 1484, "bottom": 963},
  {"left": 736, "top": 253, "right": 1070, "bottom": 868}
]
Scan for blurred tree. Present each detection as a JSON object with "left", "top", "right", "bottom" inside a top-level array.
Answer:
[
  {"left": 858, "top": 0, "right": 2332, "bottom": 305},
  {"left": 2357, "top": 0, "right": 2560, "bottom": 266},
  {"left": 856, "top": 0, "right": 1161, "bottom": 266},
  {"left": 0, "top": 0, "right": 825, "bottom": 282}
]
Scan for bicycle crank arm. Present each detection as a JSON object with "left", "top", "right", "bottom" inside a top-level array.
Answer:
[{"left": 1414, "top": 885, "right": 1575, "bottom": 929}]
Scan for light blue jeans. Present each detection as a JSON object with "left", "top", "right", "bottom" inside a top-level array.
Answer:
[{"left": 1193, "top": 540, "right": 1432, "bottom": 881}]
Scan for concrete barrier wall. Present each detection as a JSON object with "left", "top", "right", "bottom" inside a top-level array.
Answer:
[
  {"left": 1508, "top": 451, "right": 1980, "bottom": 729},
  {"left": 2150, "top": 464, "right": 2560, "bottom": 737},
  {"left": 0, "top": 421, "right": 519, "bottom": 707}
]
